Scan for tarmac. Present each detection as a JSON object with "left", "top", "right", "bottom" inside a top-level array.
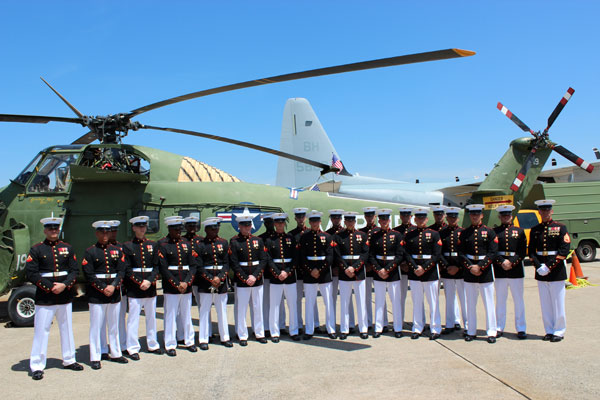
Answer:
[{"left": 1, "top": 258, "right": 599, "bottom": 400}]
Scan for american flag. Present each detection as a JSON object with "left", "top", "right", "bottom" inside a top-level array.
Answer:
[
  {"left": 310, "top": 184, "right": 320, "bottom": 192},
  {"left": 331, "top": 153, "right": 343, "bottom": 175}
]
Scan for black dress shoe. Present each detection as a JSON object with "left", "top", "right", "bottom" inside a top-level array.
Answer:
[
  {"left": 291, "top": 335, "right": 301, "bottom": 341},
  {"left": 101, "top": 353, "right": 109, "bottom": 361},
  {"left": 442, "top": 328, "right": 453, "bottom": 335},
  {"left": 411, "top": 332, "right": 420, "bottom": 340},
  {"left": 303, "top": 334, "right": 313, "bottom": 340},
  {"left": 272, "top": 337, "right": 280, "bottom": 343},
  {"left": 328, "top": 333, "right": 337, "bottom": 339},
  {"left": 360, "top": 333, "right": 369, "bottom": 340},
  {"left": 550, "top": 335, "right": 563, "bottom": 342},
  {"left": 91, "top": 361, "right": 102, "bottom": 369},
  {"left": 129, "top": 353, "right": 140, "bottom": 361},
  {"left": 496, "top": 331, "right": 503, "bottom": 338},
  {"left": 148, "top": 348, "right": 164, "bottom": 355},
  {"left": 543, "top": 333, "right": 553, "bottom": 341},
  {"left": 373, "top": 332, "right": 381, "bottom": 338},
  {"left": 264, "top": 330, "right": 271, "bottom": 338},
  {"left": 64, "top": 362, "right": 84, "bottom": 371},
  {"left": 280, "top": 329, "right": 289, "bottom": 336},
  {"left": 177, "top": 340, "right": 185, "bottom": 347},
  {"left": 430, "top": 333, "right": 440, "bottom": 341},
  {"left": 239, "top": 340, "right": 248, "bottom": 346},
  {"left": 339, "top": 333, "right": 348, "bottom": 340},
  {"left": 109, "top": 356, "right": 129, "bottom": 364},
  {"left": 394, "top": 331, "right": 404, "bottom": 338},
  {"left": 314, "top": 327, "right": 325, "bottom": 334},
  {"left": 187, "top": 345, "right": 198, "bottom": 352},
  {"left": 454, "top": 323, "right": 462, "bottom": 330},
  {"left": 487, "top": 336, "right": 496, "bottom": 344},
  {"left": 464, "top": 335, "right": 474, "bottom": 342},
  {"left": 222, "top": 341, "right": 233, "bottom": 347},
  {"left": 382, "top": 326, "right": 390, "bottom": 333},
  {"left": 200, "top": 343, "right": 209, "bottom": 350},
  {"left": 517, "top": 332, "right": 527, "bottom": 340},
  {"left": 32, "top": 370, "right": 44, "bottom": 380},
  {"left": 349, "top": 327, "right": 356, "bottom": 334},
  {"left": 166, "top": 349, "right": 177, "bottom": 357},
  {"left": 257, "top": 337, "right": 268, "bottom": 344}
]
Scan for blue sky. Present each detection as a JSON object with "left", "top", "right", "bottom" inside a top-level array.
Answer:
[{"left": 1, "top": 1, "right": 598, "bottom": 186}]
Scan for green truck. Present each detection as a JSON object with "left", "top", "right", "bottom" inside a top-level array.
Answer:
[{"left": 521, "top": 181, "right": 600, "bottom": 262}]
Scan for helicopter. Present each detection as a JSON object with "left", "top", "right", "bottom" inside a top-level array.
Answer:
[{"left": 0, "top": 48, "right": 479, "bottom": 326}]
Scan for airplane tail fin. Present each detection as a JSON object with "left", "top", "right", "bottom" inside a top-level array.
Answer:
[{"left": 276, "top": 98, "right": 350, "bottom": 188}]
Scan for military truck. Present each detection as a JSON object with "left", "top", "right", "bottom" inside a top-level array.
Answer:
[{"left": 521, "top": 181, "right": 600, "bottom": 262}]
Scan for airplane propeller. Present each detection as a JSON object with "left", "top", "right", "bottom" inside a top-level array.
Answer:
[
  {"left": 0, "top": 48, "right": 476, "bottom": 175},
  {"left": 496, "top": 87, "right": 594, "bottom": 192}
]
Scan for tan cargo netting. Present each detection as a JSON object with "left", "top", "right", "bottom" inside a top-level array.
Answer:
[{"left": 177, "top": 157, "right": 241, "bottom": 183}]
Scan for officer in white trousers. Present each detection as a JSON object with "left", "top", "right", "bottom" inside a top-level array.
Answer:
[
  {"left": 459, "top": 204, "right": 498, "bottom": 343},
  {"left": 493, "top": 205, "right": 528, "bottom": 339},
  {"left": 82, "top": 221, "right": 129, "bottom": 369},
  {"left": 392, "top": 207, "right": 416, "bottom": 329},
  {"left": 26, "top": 217, "right": 84, "bottom": 380},
  {"left": 529, "top": 199, "right": 570, "bottom": 342},
  {"left": 108, "top": 220, "right": 128, "bottom": 353},
  {"left": 195, "top": 217, "right": 232, "bottom": 349},
  {"left": 122, "top": 216, "right": 163, "bottom": 360}
]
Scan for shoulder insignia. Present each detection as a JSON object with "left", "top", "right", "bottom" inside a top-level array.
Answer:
[
  {"left": 564, "top": 233, "right": 571, "bottom": 243},
  {"left": 82, "top": 259, "right": 88, "bottom": 266},
  {"left": 330, "top": 241, "right": 337, "bottom": 247},
  {"left": 159, "top": 252, "right": 165, "bottom": 258},
  {"left": 192, "top": 250, "right": 199, "bottom": 258},
  {"left": 493, "top": 237, "right": 498, "bottom": 243},
  {"left": 26, "top": 255, "right": 32, "bottom": 263},
  {"left": 437, "top": 239, "right": 442, "bottom": 246}
]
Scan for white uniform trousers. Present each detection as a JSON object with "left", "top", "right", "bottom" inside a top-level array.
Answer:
[
  {"left": 175, "top": 305, "right": 187, "bottom": 341},
  {"left": 538, "top": 280, "right": 566, "bottom": 337},
  {"left": 126, "top": 296, "right": 159, "bottom": 354},
  {"left": 465, "top": 281, "right": 497, "bottom": 337},
  {"left": 332, "top": 277, "right": 356, "bottom": 329},
  {"left": 295, "top": 279, "right": 320, "bottom": 328},
  {"left": 193, "top": 286, "right": 214, "bottom": 337},
  {"left": 30, "top": 303, "right": 77, "bottom": 372},
  {"left": 89, "top": 302, "right": 122, "bottom": 361},
  {"left": 400, "top": 275, "right": 409, "bottom": 326},
  {"left": 163, "top": 293, "right": 194, "bottom": 350},
  {"left": 199, "top": 292, "right": 229, "bottom": 343},
  {"left": 366, "top": 277, "right": 388, "bottom": 327},
  {"left": 304, "top": 282, "right": 335, "bottom": 334},
  {"left": 269, "top": 283, "right": 298, "bottom": 337},
  {"left": 495, "top": 278, "right": 526, "bottom": 333},
  {"left": 236, "top": 285, "right": 265, "bottom": 340},
  {"left": 442, "top": 278, "right": 467, "bottom": 328},
  {"left": 263, "top": 279, "right": 286, "bottom": 333},
  {"left": 118, "top": 294, "right": 128, "bottom": 350},
  {"left": 339, "top": 280, "right": 367, "bottom": 333},
  {"left": 373, "top": 280, "right": 402, "bottom": 333},
  {"left": 410, "top": 280, "right": 441, "bottom": 334}
]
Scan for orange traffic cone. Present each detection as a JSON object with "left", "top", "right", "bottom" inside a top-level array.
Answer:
[
  {"left": 572, "top": 254, "right": 587, "bottom": 279},
  {"left": 569, "top": 266, "right": 579, "bottom": 286}
]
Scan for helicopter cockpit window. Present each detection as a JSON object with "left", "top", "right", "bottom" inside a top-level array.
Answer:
[
  {"left": 137, "top": 210, "right": 159, "bottom": 234},
  {"left": 27, "top": 153, "right": 79, "bottom": 193},
  {"left": 178, "top": 209, "right": 201, "bottom": 220},
  {"left": 80, "top": 147, "right": 150, "bottom": 176},
  {"left": 14, "top": 153, "right": 43, "bottom": 185}
]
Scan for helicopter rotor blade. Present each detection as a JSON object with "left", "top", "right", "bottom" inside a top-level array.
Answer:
[
  {"left": 544, "top": 87, "right": 574, "bottom": 134},
  {"left": 140, "top": 124, "right": 339, "bottom": 175},
  {"left": 71, "top": 131, "right": 97, "bottom": 144},
  {"left": 497, "top": 102, "right": 535, "bottom": 136},
  {"left": 0, "top": 113, "right": 82, "bottom": 124},
  {"left": 510, "top": 147, "right": 538, "bottom": 192},
  {"left": 40, "top": 77, "right": 85, "bottom": 118},
  {"left": 552, "top": 144, "right": 595, "bottom": 173},
  {"left": 128, "top": 48, "right": 476, "bottom": 118}
]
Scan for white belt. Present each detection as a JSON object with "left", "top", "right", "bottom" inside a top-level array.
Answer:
[
  {"left": 96, "top": 273, "right": 117, "bottom": 279},
  {"left": 306, "top": 256, "right": 326, "bottom": 261},
  {"left": 272, "top": 258, "right": 292, "bottom": 263},
  {"left": 40, "top": 271, "right": 68, "bottom": 278},
  {"left": 239, "top": 261, "right": 260, "bottom": 266},
  {"left": 537, "top": 251, "right": 557, "bottom": 256},
  {"left": 443, "top": 252, "right": 458, "bottom": 257},
  {"left": 132, "top": 268, "right": 153, "bottom": 273},
  {"left": 411, "top": 254, "right": 432, "bottom": 260},
  {"left": 342, "top": 255, "right": 360, "bottom": 260},
  {"left": 205, "top": 265, "right": 223, "bottom": 270},
  {"left": 466, "top": 255, "right": 486, "bottom": 261},
  {"left": 168, "top": 265, "right": 189, "bottom": 270},
  {"left": 376, "top": 255, "right": 395, "bottom": 261},
  {"left": 498, "top": 251, "right": 516, "bottom": 256}
]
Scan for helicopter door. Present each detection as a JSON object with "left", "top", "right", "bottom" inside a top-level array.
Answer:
[{"left": 0, "top": 222, "right": 31, "bottom": 294}]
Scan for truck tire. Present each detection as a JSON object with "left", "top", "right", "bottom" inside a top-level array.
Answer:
[
  {"left": 7, "top": 285, "right": 36, "bottom": 327},
  {"left": 576, "top": 241, "right": 597, "bottom": 263}
]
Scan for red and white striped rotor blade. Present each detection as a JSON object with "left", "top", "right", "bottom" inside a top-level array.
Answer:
[
  {"left": 545, "top": 87, "right": 574, "bottom": 134},
  {"left": 497, "top": 102, "right": 535, "bottom": 136},
  {"left": 552, "top": 144, "right": 595, "bottom": 173},
  {"left": 510, "top": 148, "right": 538, "bottom": 192}
]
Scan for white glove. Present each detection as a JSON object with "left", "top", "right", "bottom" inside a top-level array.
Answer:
[{"left": 537, "top": 264, "right": 550, "bottom": 276}]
